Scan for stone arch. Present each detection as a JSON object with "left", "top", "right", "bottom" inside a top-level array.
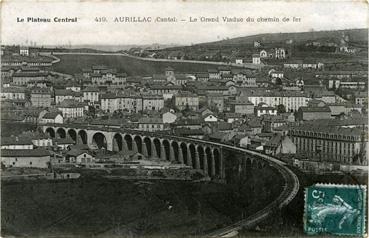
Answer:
[
  {"left": 205, "top": 147, "right": 213, "bottom": 176},
  {"left": 92, "top": 132, "right": 107, "bottom": 149},
  {"left": 181, "top": 142, "right": 190, "bottom": 166},
  {"left": 162, "top": 139, "right": 171, "bottom": 161},
  {"left": 251, "top": 159, "right": 258, "bottom": 169},
  {"left": 113, "top": 133, "right": 123, "bottom": 151},
  {"left": 246, "top": 157, "right": 252, "bottom": 170},
  {"left": 189, "top": 144, "right": 197, "bottom": 169},
  {"left": 143, "top": 137, "right": 152, "bottom": 157},
  {"left": 197, "top": 146, "right": 205, "bottom": 170},
  {"left": 67, "top": 129, "right": 77, "bottom": 142},
  {"left": 171, "top": 141, "right": 179, "bottom": 162},
  {"left": 213, "top": 148, "right": 221, "bottom": 176},
  {"left": 78, "top": 130, "right": 87, "bottom": 144},
  {"left": 257, "top": 161, "right": 263, "bottom": 169},
  {"left": 45, "top": 127, "right": 55, "bottom": 138},
  {"left": 56, "top": 128, "right": 66, "bottom": 138},
  {"left": 133, "top": 135, "right": 142, "bottom": 153},
  {"left": 153, "top": 138, "right": 161, "bottom": 158},
  {"left": 124, "top": 134, "right": 133, "bottom": 151}
]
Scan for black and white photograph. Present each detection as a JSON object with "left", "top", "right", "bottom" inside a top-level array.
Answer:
[{"left": 1, "top": 1, "right": 368, "bottom": 237}]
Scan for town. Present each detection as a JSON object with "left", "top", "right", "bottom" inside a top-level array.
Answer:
[{"left": 1, "top": 28, "right": 368, "bottom": 236}]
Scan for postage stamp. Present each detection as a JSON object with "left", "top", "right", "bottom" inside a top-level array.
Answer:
[{"left": 304, "top": 183, "right": 366, "bottom": 236}]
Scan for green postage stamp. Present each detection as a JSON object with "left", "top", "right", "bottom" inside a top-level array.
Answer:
[{"left": 304, "top": 183, "right": 366, "bottom": 236}]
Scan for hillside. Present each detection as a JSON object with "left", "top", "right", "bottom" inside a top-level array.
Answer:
[
  {"left": 198, "top": 28, "right": 368, "bottom": 46},
  {"left": 51, "top": 54, "right": 245, "bottom": 76},
  {"left": 144, "top": 28, "right": 367, "bottom": 63},
  {"left": 2, "top": 164, "right": 283, "bottom": 237}
]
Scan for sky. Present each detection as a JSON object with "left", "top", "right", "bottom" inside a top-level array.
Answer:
[{"left": 1, "top": 0, "right": 368, "bottom": 46}]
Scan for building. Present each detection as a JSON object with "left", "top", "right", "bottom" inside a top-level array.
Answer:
[
  {"left": 55, "top": 89, "right": 83, "bottom": 104},
  {"left": 247, "top": 90, "right": 309, "bottom": 112},
  {"left": 165, "top": 66, "right": 175, "bottom": 81},
  {"left": 195, "top": 72, "right": 210, "bottom": 82},
  {"left": 100, "top": 93, "right": 164, "bottom": 113},
  {"left": 0, "top": 87, "right": 26, "bottom": 100},
  {"left": 235, "top": 59, "right": 244, "bottom": 64},
  {"left": 208, "top": 69, "right": 221, "bottom": 80},
  {"left": 264, "top": 134, "right": 296, "bottom": 156},
  {"left": 270, "top": 71, "right": 284, "bottom": 79},
  {"left": 198, "top": 85, "right": 229, "bottom": 95},
  {"left": 207, "top": 94, "right": 225, "bottom": 112},
  {"left": 65, "top": 150, "right": 95, "bottom": 164},
  {"left": 1, "top": 148, "right": 51, "bottom": 168},
  {"left": 142, "top": 95, "right": 164, "bottom": 112},
  {"left": 40, "top": 111, "right": 63, "bottom": 124},
  {"left": 203, "top": 113, "right": 218, "bottom": 122},
  {"left": 19, "top": 46, "right": 29, "bottom": 56},
  {"left": 12, "top": 71, "right": 48, "bottom": 86},
  {"left": 30, "top": 87, "right": 52, "bottom": 107},
  {"left": 255, "top": 103, "right": 277, "bottom": 117},
  {"left": 82, "top": 87, "right": 100, "bottom": 105},
  {"left": 284, "top": 60, "right": 303, "bottom": 69},
  {"left": 259, "top": 50, "right": 268, "bottom": 58},
  {"left": 88, "top": 69, "right": 127, "bottom": 86},
  {"left": 289, "top": 124, "right": 367, "bottom": 165},
  {"left": 355, "top": 92, "right": 367, "bottom": 105},
  {"left": 148, "top": 84, "right": 182, "bottom": 99},
  {"left": 101, "top": 93, "right": 141, "bottom": 113},
  {"left": 254, "top": 41, "right": 261, "bottom": 48},
  {"left": 274, "top": 48, "right": 286, "bottom": 59},
  {"left": 54, "top": 137, "right": 75, "bottom": 150},
  {"left": 229, "top": 99, "right": 254, "bottom": 115},
  {"left": 138, "top": 117, "right": 165, "bottom": 132},
  {"left": 233, "top": 72, "right": 257, "bottom": 87},
  {"left": 1, "top": 136, "right": 34, "bottom": 150},
  {"left": 175, "top": 92, "right": 199, "bottom": 111},
  {"left": 20, "top": 131, "right": 53, "bottom": 148},
  {"left": 296, "top": 106, "right": 332, "bottom": 121},
  {"left": 162, "top": 111, "right": 178, "bottom": 124},
  {"left": 252, "top": 54, "right": 261, "bottom": 64},
  {"left": 57, "top": 99, "right": 85, "bottom": 118}
]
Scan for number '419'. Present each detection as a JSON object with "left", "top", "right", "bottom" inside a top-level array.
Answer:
[{"left": 95, "top": 17, "right": 107, "bottom": 22}]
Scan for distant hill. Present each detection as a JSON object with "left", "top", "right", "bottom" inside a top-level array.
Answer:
[
  {"left": 39, "top": 44, "right": 183, "bottom": 52},
  {"left": 197, "top": 28, "right": 368, "bottom": 46},
  {"left": 146, "top": 28, "right": 367, "bottom": 63}
]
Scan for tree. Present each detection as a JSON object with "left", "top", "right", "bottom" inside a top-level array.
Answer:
[
  {"left": 275, "top": 77, "right": 283, "bottom": 85},
  {"left": 277, "top": 104, "right": 286, "bottom": 114}
]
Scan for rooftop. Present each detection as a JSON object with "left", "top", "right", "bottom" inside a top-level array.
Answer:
[{"left": 1, "top": 148, "right": 50, "bottom": 157}]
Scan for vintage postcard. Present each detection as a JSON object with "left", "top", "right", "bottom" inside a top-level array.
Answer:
[{"left": 0, "top": 1, "right": 368, "bottom": 237}]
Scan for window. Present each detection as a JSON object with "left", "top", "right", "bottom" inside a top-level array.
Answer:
[{"left": 30, "top": 162, "right": 32, "bottom": 165}]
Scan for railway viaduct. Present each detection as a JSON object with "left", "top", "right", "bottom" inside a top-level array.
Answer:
[
  {"left": 42, "top": 123, "right": 271, "bottom": 179},
  {"left": 41, "top": 123, "right": 299, "bottom": 235}
]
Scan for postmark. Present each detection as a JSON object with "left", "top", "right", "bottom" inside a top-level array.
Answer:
[{"left": 304, "top": 184, "right": 366, "bottom": 236}]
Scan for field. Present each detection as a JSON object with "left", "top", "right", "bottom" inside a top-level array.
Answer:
[
  {"left": 1, "top": 163, "right": 283, "bottom": 237},
  {"left": 52, "top": 54, "right": 236, "bottom": 76}
]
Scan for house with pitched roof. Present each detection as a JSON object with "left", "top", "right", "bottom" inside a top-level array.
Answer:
[{"left": 1, "top": 148, "right": 51, "bottom": 168}]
